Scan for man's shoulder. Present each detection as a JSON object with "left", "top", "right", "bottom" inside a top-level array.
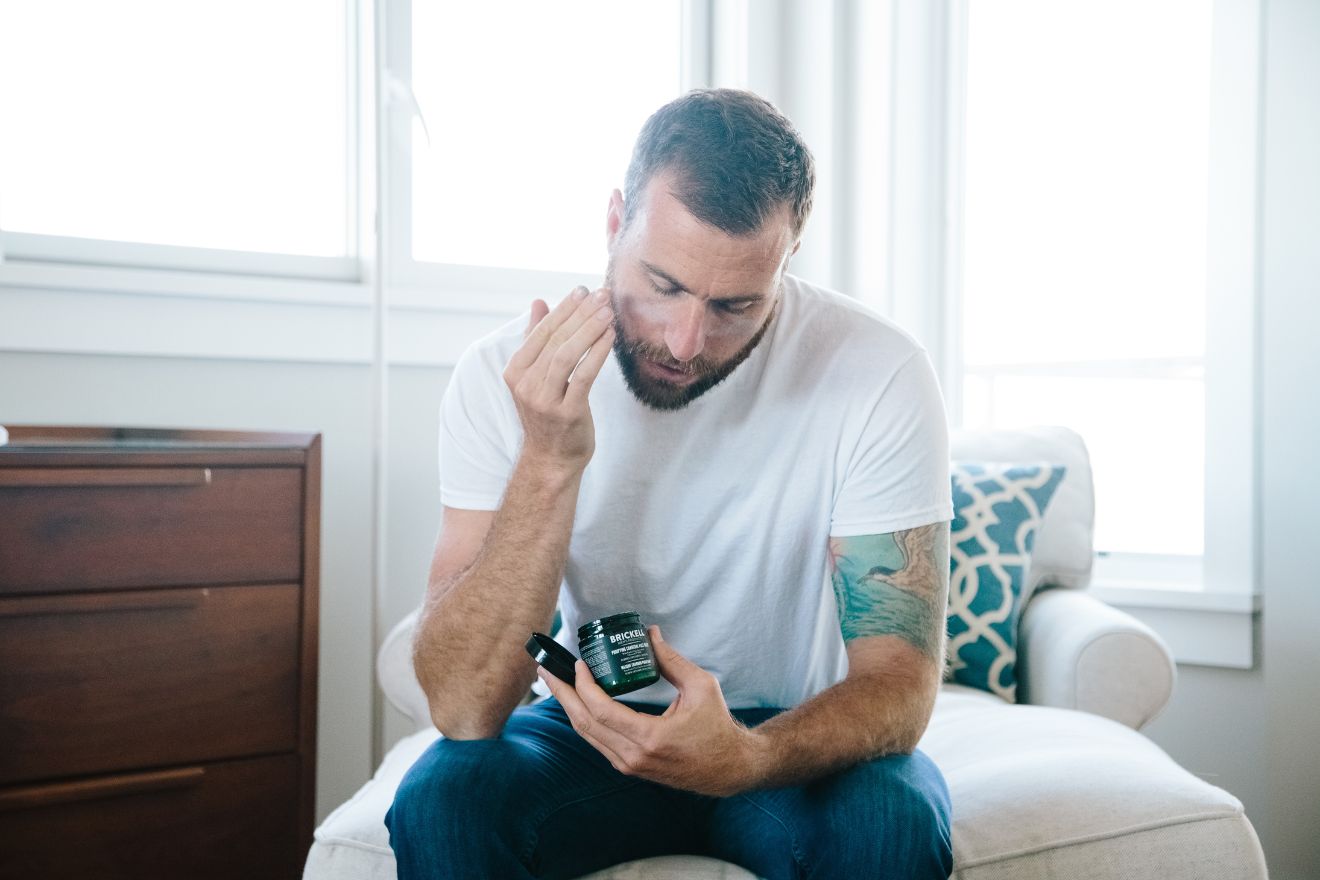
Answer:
[
  {"left": 453, "top": 313, "right": 528, "bottom": 381},
  {"left": 781, "top": 274, "right": 929, "bottom": 362}
]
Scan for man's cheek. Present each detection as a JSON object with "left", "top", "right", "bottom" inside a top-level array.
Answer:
[{"left": 619, "top": 295, "right": 671, "bottom": 330}]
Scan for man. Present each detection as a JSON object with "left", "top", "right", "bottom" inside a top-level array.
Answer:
[{"left": 386, "top": 88, "right": 954, "bottom": 879}]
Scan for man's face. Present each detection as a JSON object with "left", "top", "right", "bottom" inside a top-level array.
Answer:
[{"left": 604, "top": 174, "right": 796, "bottom": 411}]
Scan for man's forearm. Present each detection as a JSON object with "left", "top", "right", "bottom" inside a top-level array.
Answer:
[
  {"left": 415, "top": 455, "right": 582, "bottom": 739},
  {"left": 740, "top": 663, "right": 939, "bottom": 792}
]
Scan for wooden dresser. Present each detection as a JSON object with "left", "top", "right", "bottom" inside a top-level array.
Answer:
[{"left": 0, "top": 426, "right": 320, "bottom": 880}]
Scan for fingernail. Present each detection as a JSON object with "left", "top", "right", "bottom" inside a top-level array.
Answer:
[
  {"left": 594, "top": 288, "right": 609, "bottom": 302},
  {"left": 574, "top": 287, "right": 589, "bottom": 300},
  {"left": 653, "top": 625, "right": 664, "bottom": 642}
]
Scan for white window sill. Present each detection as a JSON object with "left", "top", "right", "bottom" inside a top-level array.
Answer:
[
  {"left": 0, "top": 258, "right": 522, "bottom": 367},
  {"left": 1090, "top": 581, "right": 1260, "bottom": 670},
  {"left": 0, "top": 256, "right": 371, "bottom": 307}
]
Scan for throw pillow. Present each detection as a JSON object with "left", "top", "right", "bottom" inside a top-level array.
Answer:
[{"left": 946, "top": 461, "right": 1067, "bottom": 701}]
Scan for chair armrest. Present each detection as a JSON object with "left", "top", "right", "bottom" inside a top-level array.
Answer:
[
  {"left": 1016, "top": 588, "right": 1176, "bottom": 730},
  {"left": 377, "top": 608, "right": 433, "bottom": 732}
]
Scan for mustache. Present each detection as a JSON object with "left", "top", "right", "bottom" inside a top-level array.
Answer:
[{"left": 616, "top": 333, "right": 716, "bottom": 376}]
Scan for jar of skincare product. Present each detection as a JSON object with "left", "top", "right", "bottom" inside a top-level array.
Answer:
[{"left": 576, "top": 612, "right": 659, "bottom": 697}]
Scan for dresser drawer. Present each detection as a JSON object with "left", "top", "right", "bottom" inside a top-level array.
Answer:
[
  {"left": 0, "top": 466, "right": 302, "bottom": 595},
  {"left": 0, "top": 584, "right": 300, "bottom": 786},
  {"left": 0, "top": 754, "right": 301, "bottom": 880}
]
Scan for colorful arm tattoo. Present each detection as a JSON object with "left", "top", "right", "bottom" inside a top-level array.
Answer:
[{"left": 828, "top": 522, "right": 950, "bottom": 659}]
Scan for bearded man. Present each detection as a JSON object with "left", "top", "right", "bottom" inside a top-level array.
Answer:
[{"left": 387, "top": 88, "right": 954, "bottom": 880}]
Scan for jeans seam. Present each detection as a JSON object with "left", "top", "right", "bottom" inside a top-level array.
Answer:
[
  {"left": 517, "top": 779, "right": 648, "bottom": 870},
  {"left": 733, "top": 792, "right": 811, "bottom": 878}
]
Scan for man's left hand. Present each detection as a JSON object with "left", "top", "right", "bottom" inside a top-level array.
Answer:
[{"left": 537, "top": 625, "right": 766, "bottom": 797}]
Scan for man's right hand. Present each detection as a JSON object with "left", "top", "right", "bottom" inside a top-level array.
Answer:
[{"left": 503, "top": 286, "right": 616, "bottom": 473}]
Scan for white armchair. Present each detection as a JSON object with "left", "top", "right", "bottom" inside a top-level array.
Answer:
[{"left": 304, "top": 426, "right": 1267, "bottom": 880}]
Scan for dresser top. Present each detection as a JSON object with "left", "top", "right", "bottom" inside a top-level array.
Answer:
[{"left": 0, "top": 426, "right": 319, "bottom": 467}]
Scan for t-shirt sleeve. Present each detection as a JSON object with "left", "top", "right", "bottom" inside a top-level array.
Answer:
[
  {"left": 438, "top": 343, "right": 519, "bottom": 511},
  {"left": 830, "top": 348, "right": 954, "bottom": 537}
]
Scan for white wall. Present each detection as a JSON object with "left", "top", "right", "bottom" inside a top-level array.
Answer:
[
  {"left": 1256, "top": 0, "right": 1320, "bottom": 873},
  {"left": 380, "top": 362, "right": 451, "bottom": 749}
]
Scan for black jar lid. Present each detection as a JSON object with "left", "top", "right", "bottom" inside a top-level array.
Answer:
[{"left": 525, "top": 632, "right": 577, "bottom": 685}]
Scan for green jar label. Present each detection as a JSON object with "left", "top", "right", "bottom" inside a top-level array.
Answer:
[{"left": 579, "top": 620, "right": 658, "bottom": 697}]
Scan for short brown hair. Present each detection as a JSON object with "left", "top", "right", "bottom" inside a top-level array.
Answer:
[{"left": 622, "top": 88, "right": 815, "bottom": 240}]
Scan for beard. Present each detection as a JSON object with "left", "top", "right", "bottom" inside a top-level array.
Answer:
[{"left": 605, "top": 260, "right": 780, "bottom": 412}]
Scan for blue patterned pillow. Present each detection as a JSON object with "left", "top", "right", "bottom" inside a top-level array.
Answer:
[{"left": 946, "top": 461, "right": 1067, "bottom": 701}]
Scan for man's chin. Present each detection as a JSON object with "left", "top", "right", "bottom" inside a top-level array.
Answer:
[{"left": 618, "top": 365, "right": 724, "bottom": 411}]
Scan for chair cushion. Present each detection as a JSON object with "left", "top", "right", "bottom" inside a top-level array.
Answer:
[
  {"left": 303, "top": 727, "right": 434, "bottom": 880},
  {"left": 923, "top": 686, "right": 1266, "bottom": 880},
  {"left": 305, "top": 686, "right": 1264, "bottom": 880},
  {"left": 946, "top": 461, "right": 1066, "bottom": 701}
]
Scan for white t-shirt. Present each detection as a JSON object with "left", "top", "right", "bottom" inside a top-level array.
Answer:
[{"left": 439, "top": 274, "right": 953, "bottom": 709}]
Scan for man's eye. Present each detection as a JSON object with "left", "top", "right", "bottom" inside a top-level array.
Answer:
[
  {"left": 650, "top": 282, "right": 681, "bottom": 297},
  {"left": 718, "top": 301, "right": 755, "bottom": 315}
]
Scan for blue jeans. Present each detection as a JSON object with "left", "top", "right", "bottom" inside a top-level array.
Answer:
[{"left": 385, "top": 697, "right": 952, "bottom": 879}]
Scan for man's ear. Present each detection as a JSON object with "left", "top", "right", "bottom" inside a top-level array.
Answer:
[
  {"left": 778, "top": 239, "right": 801, "bottom": 279},
  {"left": 606, "top": 188, "right": 626, "bottom": 247}
]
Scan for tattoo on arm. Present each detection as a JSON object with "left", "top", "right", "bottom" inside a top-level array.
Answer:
[{"left": 829, "top": 523, "right": 950, "bottom": 659}]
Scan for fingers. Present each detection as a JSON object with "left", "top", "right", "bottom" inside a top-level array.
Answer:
[
  {"left": 570, "top": 661, "right": 652, "bottom": 743},
  {"left": 564, "top": 323, "right": 616, "bottom": 406},
  {"left": 554, "top": 304, "right": 614, "bottom": 392},
  {"left": 537, "top": 668, "right": 629, "bottom": 768},
  {"left": 650, "top": 625, "right": 715, "bottom": 698},
  {"left": 507, "top": 286, "right": 591, "bottom": 374},
  {"left": 528, "top": 288, "right": 613, "bottom": 391},
  {"left": 539, "top": 663, "right": 649, "bottom": 770},
  {"left": 524, "top": 299, "right": 550, "bottom": 340}
]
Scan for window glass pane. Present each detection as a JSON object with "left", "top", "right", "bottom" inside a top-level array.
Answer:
[
  {"left": 970, "top": 374, "right": 1205, "bottom": 556},
  {"left": 961, "top": 0, "right": 1211, "bottom": 366},
  {"left": 958, "top": 1, "right": 1212, "bottom": 558},
  {"left": 411, "top": 1, "right": 684, "bottom": 274},
  {"left": 0, "top": 0, "right": 348, "bottom": 257}
]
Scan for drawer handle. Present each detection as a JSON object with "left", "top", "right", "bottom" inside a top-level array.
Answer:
[
  {"left": 0, "top": 766, "right": 206, "bottom": 812},
  {"left": 0, "top": 468, "right": 212, "bottom": 489},
  {"left": 0, "top": 590, "right": 207, "bottom": 619}
]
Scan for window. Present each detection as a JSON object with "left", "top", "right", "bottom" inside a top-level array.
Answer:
[
  {"left": 953, "top": 0, "right": 1216, "bottom": 572},
  {"left": 394, "top": 0, "right": 691, "bottom": 288},
  {"left": 0, "top": 0, "right": 353, "bottom": 274}
]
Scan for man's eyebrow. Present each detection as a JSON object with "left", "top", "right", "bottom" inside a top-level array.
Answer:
[{"left": 640, "top": 260, "right": 767, "bottom": 303}]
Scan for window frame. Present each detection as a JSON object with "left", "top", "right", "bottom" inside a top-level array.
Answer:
[{"left": 0, "top": 232, "right": 361, "bottom": 282}]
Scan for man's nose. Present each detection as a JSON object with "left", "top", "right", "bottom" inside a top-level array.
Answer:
[{"left": 664, "top": 297, "right": 708, "bottom": 363}]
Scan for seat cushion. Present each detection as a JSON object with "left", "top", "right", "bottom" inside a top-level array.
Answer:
[
  {"left": 924, "top": 686, "right": 1267, "bottom": 880},
  {"left": 304, "top": 686, "right": 1265, "bottom": 880},
  {"left": 303, "top": 726, "right": 434, "bottom": 880}
]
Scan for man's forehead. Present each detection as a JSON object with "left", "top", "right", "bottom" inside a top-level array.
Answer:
[{"left": 628, "top": 175, "right": 795, "bottom": 283}]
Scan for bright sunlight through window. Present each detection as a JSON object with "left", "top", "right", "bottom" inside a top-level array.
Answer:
[
  {"left": 960, "top": 0, "right": 1213, "bottom": 557},
  {"left": 0, "top": 0, "right": 349, "bottom": 257},
  {"left": 410, "top": 2, "right": 684, "bottom": 275}
]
